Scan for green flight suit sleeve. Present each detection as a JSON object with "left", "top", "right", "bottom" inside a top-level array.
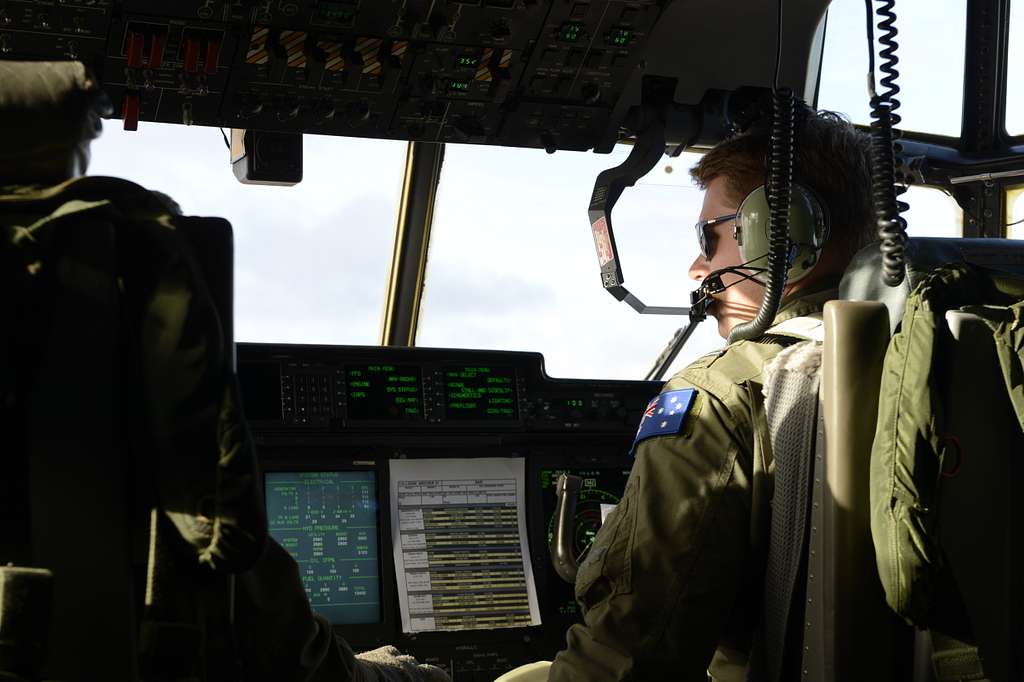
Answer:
[{"left": 549, "top": 368, "right": 762, "bottom": 681}]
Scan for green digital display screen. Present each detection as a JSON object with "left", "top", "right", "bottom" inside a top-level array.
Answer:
[
  {"left": 443, "top": 366, "right": 517, "bottom": 420},
  {"left": 606, "top": 27, "right": 632, "bottom": 46},
  {"left": 559, "top": 21, "right": 584, "bottom": 42},
  {"left": 346, "top": 364, "right": 422, "bottom": 420},
  {"left": 315, "top": 1, "right": 357, "bottom": 26},
  {"left": 455, "top": 54, "right": 480, "bottom": 68},
  {"left": 447, "top": 79, "right": 471, "bottom": 93}
]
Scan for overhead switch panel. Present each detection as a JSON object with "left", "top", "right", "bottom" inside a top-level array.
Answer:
[{"left": 0, "top": 0, "right": 666, "bottom": 153}]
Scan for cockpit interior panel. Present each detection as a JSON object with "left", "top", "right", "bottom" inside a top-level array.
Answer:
[{"left": 238, "top": 342, "right": 659, "bottom": 680}]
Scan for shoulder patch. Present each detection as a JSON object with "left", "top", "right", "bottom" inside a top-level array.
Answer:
[{"left": 629, "top": 388, "right": 697, "bottom": 455}]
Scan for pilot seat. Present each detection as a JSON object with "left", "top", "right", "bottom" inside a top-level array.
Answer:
[{"left": 764, "top": 237, "right": 1024, "bottom": 682}]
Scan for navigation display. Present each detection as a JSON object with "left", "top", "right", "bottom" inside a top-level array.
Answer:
[
  {"left": 539, "top": 467, "right": 631, "bottom": 619},
  {"left": 443, "top": 366, "right": 517, "bottom": 420},
  {"left": 265, "top": 471, "right": 381, "bottom": 625},
  {"left": 346, "top": 364, "right": 422, "bottom": 420}
]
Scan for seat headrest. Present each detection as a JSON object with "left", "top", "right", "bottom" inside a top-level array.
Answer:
[
  {"left": 839, "top": 237, "right": 1024, "bottom": 332},
  {"left": 0, "top": 61, "right": 112, "bottom": 184}
]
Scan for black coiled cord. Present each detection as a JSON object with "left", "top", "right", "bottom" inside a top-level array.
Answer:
[
  {"left": 867, "top": 0, "right": 908, "bottom": 287},
  {"left": 729, "top": 87, "right": 795, "bottom": 343}
]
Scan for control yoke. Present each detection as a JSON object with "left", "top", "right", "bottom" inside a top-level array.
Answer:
[
  {"left": 588, "top": 118, "right": 690, "bottom": 316},
  {"left": 550, "top": 473, "right": 582, "bottom": 583}
]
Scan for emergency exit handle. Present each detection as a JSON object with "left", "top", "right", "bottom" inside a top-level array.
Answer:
[{"left": 550, "top": 473, "right": 582, "bottom": 583}]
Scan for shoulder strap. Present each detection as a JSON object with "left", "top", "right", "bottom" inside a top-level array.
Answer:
[{"left": 754, "top": 340, "right": 824, "bottom": 682}]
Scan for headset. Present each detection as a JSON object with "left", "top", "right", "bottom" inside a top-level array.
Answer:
[{"left": 733, "top": 182, "right": 830, "bottom": 284}]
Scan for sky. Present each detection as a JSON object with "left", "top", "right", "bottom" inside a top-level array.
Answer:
[{"left": 86, "top": 0, "right": 1023, "bottom": 380}]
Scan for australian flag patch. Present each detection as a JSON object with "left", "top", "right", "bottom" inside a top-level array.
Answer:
[{"left": 629, "top": 388, "right": 697, "bottom": 455}]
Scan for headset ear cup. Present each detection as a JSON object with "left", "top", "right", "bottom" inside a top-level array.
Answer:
[
  {"left": 735, "top": 185, "right": 768, "bottom": 266},
  {"left": 735, "top": 184, "right": 827, "bottom": 283},
  {"left": 789, "top": 184, "right": 828, "bottom": 281}
]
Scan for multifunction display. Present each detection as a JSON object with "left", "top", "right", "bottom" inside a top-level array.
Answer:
[
  {"left": 443, "top": 366, "right": 517, "bottom": 420},
  {"left": 265, "top": 471, "right": 382, "bottom": 625},
  {"left": 346, "top": 364, "right": 422, "bottom": 420}
]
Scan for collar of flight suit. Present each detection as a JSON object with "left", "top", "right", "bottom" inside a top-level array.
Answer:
[
  {"left": 671, "top": 278, "right": 840, "bottom": 402},
  {"left": 770, "top": 278, "right": 841, "bottom": 327}
]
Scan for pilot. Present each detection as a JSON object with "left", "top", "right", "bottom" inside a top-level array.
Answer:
[
  {"left": 535, "top": 108, "right": 874, "bottom": 682},
  {"left": 0, "top": 60, "right": 446, "bottom": 682}
]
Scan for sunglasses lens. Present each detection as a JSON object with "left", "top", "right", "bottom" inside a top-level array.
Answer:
[{"left": 697, "top": 224, "right": 710, "bottom": 260}]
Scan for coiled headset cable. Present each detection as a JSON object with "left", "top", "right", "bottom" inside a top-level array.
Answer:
[
  {"left": 866, "top": 0, "right": 909, "bottom": 287},
  {"left": 728, "top": 0, "right": 796, "bottom": 343}
]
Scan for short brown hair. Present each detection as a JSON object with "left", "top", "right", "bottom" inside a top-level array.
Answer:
[{"left": 690, "top": 109, "right": 873, "bottom": 261}]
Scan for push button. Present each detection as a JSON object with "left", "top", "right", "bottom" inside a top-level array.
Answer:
[{"left": 570, "top": 2, "right": 589, "bottom": 18}]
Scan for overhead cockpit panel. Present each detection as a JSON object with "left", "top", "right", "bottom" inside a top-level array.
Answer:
[{"left": 0, "top": 0, "right": 830, "bottom": 152}]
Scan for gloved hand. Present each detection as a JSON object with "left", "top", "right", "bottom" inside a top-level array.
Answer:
[{"left": 353, "top": 645, "right": 451, "bottom": 682}]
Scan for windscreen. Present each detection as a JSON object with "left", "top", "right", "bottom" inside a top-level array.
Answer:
[
  {"left": 818, "top": 0, "right": 967, "bottom": 138},
  {"left": 265, "top": 470, "right": 382, "bottom": 625},
  {"left": 416, "top": 143, "right": 723, "bottom": 380},
  {"left": 88, "top": 125, "right": 406, "bottom": 346},
  {"left": 1008, "top": 0, "right": 1024, "bottom": 136}
]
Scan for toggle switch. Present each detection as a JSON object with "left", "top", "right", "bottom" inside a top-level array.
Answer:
[
  {"left": 147, "top": 30, "right": 167, "bottom": 69},
  {"left": 122, "top": 91, "right": 140, "bottom": 131},
  {"left": 126, "top": 30, "right": 145, "bottom": 67},
  {"left": 183, "top": 35, "right": 200, "bottom": 73},
  {"left": 204, "top": 37, "right": 220, "bottom": 74}
]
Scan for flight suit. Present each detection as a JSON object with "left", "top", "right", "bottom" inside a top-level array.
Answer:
[{"left": 547, "top": 286, "right": 837, "bottom": 682}]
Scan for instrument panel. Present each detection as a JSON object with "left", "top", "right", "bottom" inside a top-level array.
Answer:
[
  {"left": 238, "top": 342, "right": 659, "bottom": 681},
  {"left": 0, "top": 0, "right": 667, "bottom": 152}
]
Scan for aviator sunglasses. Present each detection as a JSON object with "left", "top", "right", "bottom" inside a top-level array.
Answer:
[{"left": 694, "top": 213, "right": 739, "bottom": 261}]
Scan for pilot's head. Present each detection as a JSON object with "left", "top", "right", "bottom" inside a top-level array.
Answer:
[
  {"left": 686, "top": 109, "right": 872, "bottom": 339},
  {"left": 0, "top": 61, "right": 110, "bottom": 186}
]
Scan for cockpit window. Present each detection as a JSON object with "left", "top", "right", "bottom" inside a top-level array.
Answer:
[
  {"left": 1008, "top": 0, "right": 1024, "bottom": 135},
  {"left": 903, "top": 186, "right": 963, "bottom": 238},
  {"left": 817, "top": 0, "right": 967, "bottom": 138},
  {"left": 89, "top": 124, "right": 407, "bottom": 345},
  {"left": 416, "top": 144, "right": 724, "bottom": 380},
  {"left": 1009, "top": 186, "right": 1024, "bottom": 239}
]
